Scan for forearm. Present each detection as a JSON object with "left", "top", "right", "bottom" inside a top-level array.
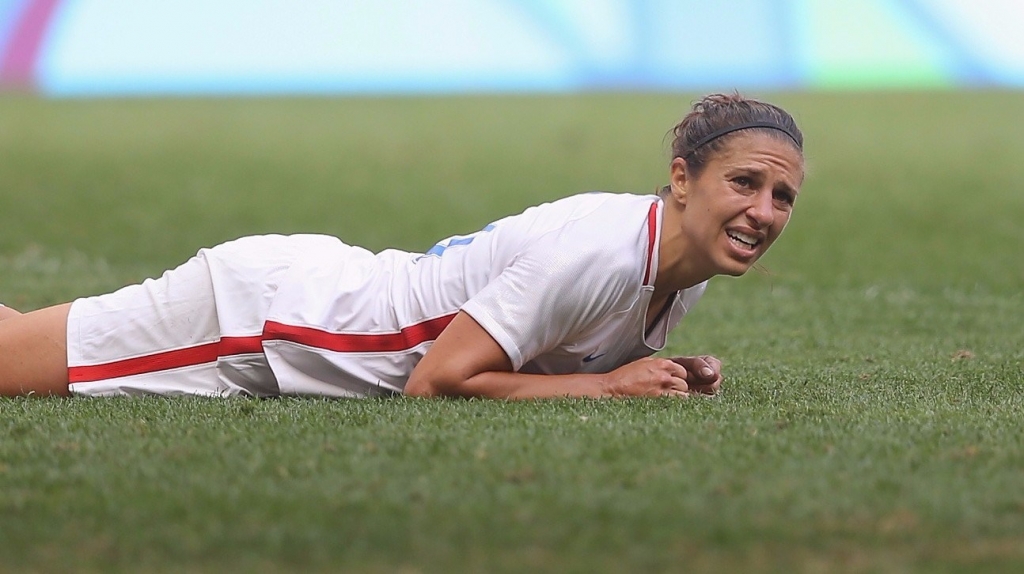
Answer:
[
  {"left": 407, "top": 369, "right": 614, "bottom": 399},
  {"left": 403, "top": 312, "right": 705, "bottom": 399}
]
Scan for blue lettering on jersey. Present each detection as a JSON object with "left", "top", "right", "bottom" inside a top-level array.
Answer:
[{"left": 423, "top": 223, "right": 495, "bottom": 258}]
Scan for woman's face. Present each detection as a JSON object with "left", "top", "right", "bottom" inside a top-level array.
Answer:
[{"left": 669, "top": 132, "right": 804, "bottom": 278}]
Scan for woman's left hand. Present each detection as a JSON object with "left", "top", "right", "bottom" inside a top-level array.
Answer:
[{"left": 669, "top": 355, "right": 723, "bottom": 395}]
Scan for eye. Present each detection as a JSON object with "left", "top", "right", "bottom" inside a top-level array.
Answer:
[
  {"left": 731, "top": 176, "right": 754, "bottom": 188},
  {"left": 773, "top": 188, "right": 795, "bottom": 206}
]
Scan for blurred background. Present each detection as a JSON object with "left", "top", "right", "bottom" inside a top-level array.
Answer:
[
  {"left": 2, "top": 0, "right": 1022, "bottom": 95},
  {"left": 3, "top": 4, "right": 1024, "bottom": 571}
]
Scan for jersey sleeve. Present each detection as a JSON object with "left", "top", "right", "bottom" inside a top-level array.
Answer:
[{"left": 460, "top": 235, "right": 637, "bottom": 371}]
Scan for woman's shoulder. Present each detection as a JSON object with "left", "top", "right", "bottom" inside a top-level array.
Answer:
[
  {"left": 507, "top": 192, "right": 658, "bottom": 239},
  {"left": 559, "top": 192, "right": 658, "bottom": 248},
  {"left": 520, "top": 193, "right": 659, "bottom": 281},
  {"left": 534, "top": 191, "right": 658, "bottom": 215}
]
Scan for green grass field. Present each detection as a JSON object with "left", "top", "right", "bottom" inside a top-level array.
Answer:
[{"left": 1, "top": 92, "right": 1022, "bottom": 572}]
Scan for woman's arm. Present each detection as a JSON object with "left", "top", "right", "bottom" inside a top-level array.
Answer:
[
  {"left": 0, "top": 304, "right": 22, "bottom": 321},
  {"left": 404, "top": 312, "right": 722, "bottom": 399}
]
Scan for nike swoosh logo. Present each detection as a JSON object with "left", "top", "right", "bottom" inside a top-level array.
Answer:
[{"left": 582, "top": 352, "right": 605, "bottom": 363}]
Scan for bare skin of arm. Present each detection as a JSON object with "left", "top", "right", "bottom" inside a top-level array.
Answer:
[
  {"left": 0, "top": 305, "right": 22, "bottom": 321},
  {"left": 404, "top": 312, "right": 722, "bottom": 399},
  {"left": 0, "top": 303, "right": 72, "bottom": 397}
]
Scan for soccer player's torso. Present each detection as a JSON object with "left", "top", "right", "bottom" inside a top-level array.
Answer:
[{"left": 264, "top": 192, "right": 706, "bottom": 391}]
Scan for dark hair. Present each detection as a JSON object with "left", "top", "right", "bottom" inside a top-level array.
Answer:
[{"left": 665, "top": 93, "right": 803, "bottom": 183}]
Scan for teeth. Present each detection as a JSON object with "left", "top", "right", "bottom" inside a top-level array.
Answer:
[{"left": 727, "top": 231, "right": 759, "bottom": 247}]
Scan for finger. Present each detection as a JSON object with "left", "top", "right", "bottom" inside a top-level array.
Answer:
[
  {"left": 663, "top": 359, "right": 691, "bottom": 381},
  {"left": 689, "top": 355, "right": 724, "bottom": 382},
  {"left": 662, "top": 374, "right": 690, "bottom": 397},
  {"left": 690, "top": 363, "right": 723, "bottom": 394},
  {"left": 700, "top": 355, "right": 723, "bottom": 375},
  {"left": 693, "top": 357, "right": 718, "bottom": 380},
  {"left": 690, "top": 379, "right": 720, "bottom": 396},
  {"left": 656, "top": 373, "right": 688, "bottom": 396},
  {"left": 672, "top": 356, "right": 716, "bottom": 381}
]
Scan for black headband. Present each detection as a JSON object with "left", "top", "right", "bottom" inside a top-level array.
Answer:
[{"left": 684, "top": 121, "right": 801, "bottom": 158}]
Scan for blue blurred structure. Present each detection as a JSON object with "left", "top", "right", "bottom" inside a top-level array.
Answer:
[{"left": 2, "top": 0, "right": 1022, "bottom": 96}]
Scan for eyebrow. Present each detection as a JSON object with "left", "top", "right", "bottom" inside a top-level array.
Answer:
[
  {"left": 731, "top": 165, "right": 800, "bottom": 195},
  {"left": 775, "top": 181, "right": 799, "bottom": 197}
]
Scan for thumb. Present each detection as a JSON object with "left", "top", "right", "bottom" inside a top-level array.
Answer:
[{"left": 693, "top": 357, "right": 716, "bottom": 379}]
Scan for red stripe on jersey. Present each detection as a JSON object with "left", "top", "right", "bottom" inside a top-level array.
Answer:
[
  {"left": 68, "top": 336, "right": 264, "bottom": 383},
  {"left": 262, "top": 313, "right": 457, "bottom": 353},
  {"left": 67, "top": 314, "right": 457, "bottom": 383},
  {"left": 642, "top": 202, "right": 658, "bottom": 286}
]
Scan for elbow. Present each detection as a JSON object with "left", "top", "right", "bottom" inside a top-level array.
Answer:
[
  {"left": 404, "top": 370, "right": 462, "bottom": 398},
  {"left": 403, "top": 375, "right": 438, "bottom": 398},
  {"left": 405, "top": 370, "right": 474, "bottom": 398}
]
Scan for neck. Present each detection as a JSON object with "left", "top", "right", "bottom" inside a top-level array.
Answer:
[{"left": 654, "top": 203, "right": 712, "bottom": 295}]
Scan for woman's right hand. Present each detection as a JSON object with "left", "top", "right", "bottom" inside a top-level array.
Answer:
[
  {"left": 603, "top": 355, "right": 723, "bottom": 397},
  {"left": 603, "top": 357, "right": 692, "bottom": 397}
]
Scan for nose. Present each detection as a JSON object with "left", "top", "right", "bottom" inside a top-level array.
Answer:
[{"left": 746, "top": 191, "right": 775, "bottom": 229}]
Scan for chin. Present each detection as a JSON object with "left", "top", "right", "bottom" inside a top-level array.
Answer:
[{"left": 717, "top": 257, "right": 757, "bottom": 277}]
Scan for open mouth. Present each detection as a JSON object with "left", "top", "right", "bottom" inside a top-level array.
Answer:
[{"left": 726, "top": 230, "right": 762, "bottom": 250}]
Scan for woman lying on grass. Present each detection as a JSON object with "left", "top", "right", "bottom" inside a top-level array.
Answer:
[{"left": 0, "top": 93, "right": 804, "bottom": 399}]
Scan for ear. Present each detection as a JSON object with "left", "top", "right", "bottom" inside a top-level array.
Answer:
[{"left": 668, "top": 157, "right": 689, "bottom": 206}]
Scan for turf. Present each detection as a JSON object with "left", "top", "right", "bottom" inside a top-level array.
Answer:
[{"left": 1, "top": 92, "right": 1023, "bottom": 572}]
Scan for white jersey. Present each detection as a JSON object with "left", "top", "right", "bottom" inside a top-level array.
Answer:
[
  {"left": 66, "top": 192, "right": 707, "bottom": 398},
  {"left": 261, "top": 192, "right": 707, "bottom": 395}
]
